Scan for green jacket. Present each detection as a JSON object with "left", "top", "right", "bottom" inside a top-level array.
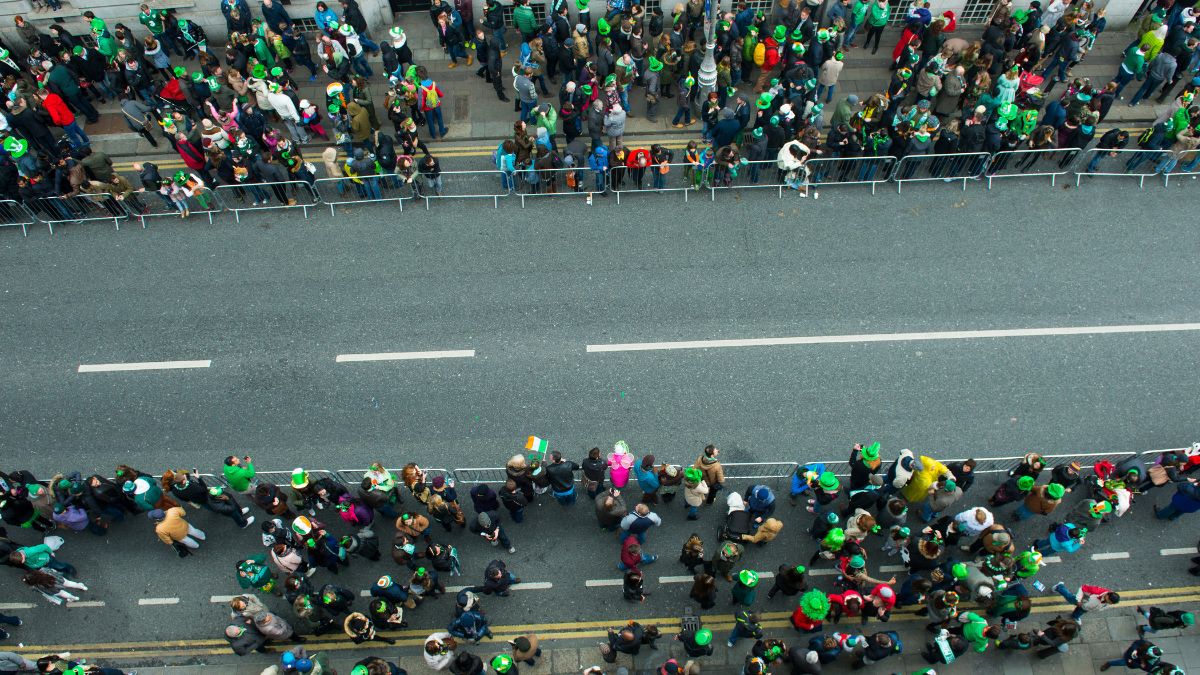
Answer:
[
  {"left": 959, "top": 612, "right": 990, "bottom": 653},
  {"left": 535, "top": 105, "right": 558, "bottom": 135},
  {"left": 513, "top": 5, "right": 538, "bottom": 35},
  {"left": 1122, "top": 46, "right": 1146, "bottom": 75},
  {"left": 867, "top": 2, "right": 889, "bottom": 27},
  {"left": 224, "top": 462, "right": 256, "bottom": 492},
  {"left": 17, "top": 544, "right": 53, "bottom": 569},
  {"left": 44, "top": 65, "right": 80, "bottom": 98}
]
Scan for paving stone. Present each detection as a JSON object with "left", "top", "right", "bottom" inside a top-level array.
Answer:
[
  {"left": 1080, "top": 616, "right": 1112, "bottom": 643},
  {"left": 1106, "top": 614, "right": 1139, "bottom": 641},
  {"left": 551, "top": 647, "right": 582, "bottom": 673}
]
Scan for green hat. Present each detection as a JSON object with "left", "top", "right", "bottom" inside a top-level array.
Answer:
[
  {"left": 791, "top": 41, "right": 806, "bottom": 54},
  {"left": 1017, "top": 475, "right": 1035, "bottom": 491},
  {"left": 790, "top": 27, "right": 803, "bottom": 41},
  {"left": 416, "top": 567, "right": 427, "bottom": 576},
  {"left": 581, "top": 84, "right": 593, "bottom": 95},
  {"left": 252, "top": 64, "right": 267, "bottom": 78},
  {"left": 825, "top": 512, "right": 838, "bottom": 524},
  {"left": 72, "top": 45, "right": 84, "bottom": 55},
  {"left": 4, "top": 137, "right": 28, "bottom": 159},
  {"left": 897, "top": 526, "right": 911, "bottom": 537},
  {"left": 291, "top": 468, "right": 310, "bottom": 488},
  {"left": 897, "top": 67, "right": 912, "bottom": 80},
  {"left": 684, "top": 467, "right": 703, "bottom": 482},
  {"left": 694, "top": 628, "right": 713, "bottom": 645},
  {"left": 849, "top": 554, "right": 865, "bottom": 568},
  {"left": 739, "top": 569, "right": 760, "bottom": 587},
  {"left": 798, "top": 589, "right": 831, "bottom": 620},
  {"left": 178, "top": 18, "right": 189, "bottom": 28},
  {"left": 270, "top": 66, "right": 283, "bottom": 77},
  {"left": 684, "top": 75, "right": 695, "bottom": 88},
  {"left": 794, "top": 564, "right": 807, "bottom": 574},
  {"left": 769, "top": 115, "right": 780, "bottom": 126},
  {"left": 822, "top": 527, "right": 844, "bottom": 549},
  {"left": 173, "top": 66, "right": 187, "bottom": 77},
  {"left": 598, "top": 17, "right": 611, "bottom": 34},
  {"left": 351, "top": 667, "right": 369, "bottom": 675},
  {"left": 208, "top": 486, "right": 224, "bottom": 496},
  {"left": 861, "top": 442, "right": 880, "bottom": 462},
  {"left": 191, "top": 71, "right": 203, "bottom": 82},
  {"left": 1013, "top": 8, "right": 1028, "bottom": 22},
  {"left": 91, "top": 17, "right": 106, "bottom": 31},
  {"left": 1181, "top": 612, "right": 1195, "bottom": 626},
  {"left": 491, "top": 655, "right": 514, "bottom": 673},
  {"left": 752, "top": 127, "right": 764, "bottom": 138},
  {"left": 951, "top": 562, "right": 968, "bottom": 580},
  {"left": 834, "top": 50, "right": 844, "bottom": 61},
  {"left": 1046, "top": 483, "right": 1065, "bottom": 500},
  {"left": 0, "top": 48, "right": 8, "bottom": 60},
  {"left": 998, "top": 102, "right": 1019, "bottom": 120},
  {"left": 604, "top": 74, "right": 616, "bottom": 86},
  {"left": 817, "top": 28, "right": 830, "bottom": 42},
  {"left": 817, "top": 471, "right": 840, "bottom": 491},
  {"left": 773, "top": 25, "right": 786, "bottom": 41},
  {"left": 338, "top": 23, "right": 354, "bottom": 35},
  {"left": 57, "top": 478, "right": 72, "bottom": 489},
  {"left": 943, "top": 479, "right": 957, "bottom": 491},
  {"left": 648, "top": 56, "right": 663, "bottom": 71},
  {"left": 726, "top": 86, "right": 737, "bottom": 96},
  {"left": 755, "top": 93, "right": 773, "bottom": 109},
  {"left": 328, "top": 101, "right": 341, "bottom": 113}
]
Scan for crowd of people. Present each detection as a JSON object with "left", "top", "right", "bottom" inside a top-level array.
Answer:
[
  {"left": 2, "top": 0, "right": 1200, "bottom": 220},
  {"left": 1, "top": 440, "right": 1198, "bottom": 674}
]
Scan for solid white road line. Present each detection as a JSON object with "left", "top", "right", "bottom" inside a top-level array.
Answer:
[
  {"left": 211, "top": 595, "right": 239, "bottom": 603},
  {"left": 0, "top": 603, "right": 35, "bottom": 610},
  {"left": 336, "top": 350, "right": 475, "bottom": 362},
  {"left": 1161, "top": 548, "right": 1196, "bottom": 556},
  {"left": 138, "top": 597, "right": 180, "bottom": 605},
  {"left": 69, "top": 601, "right": 106, "bottom": 608},
  {"left": 442, "top": 582, "right": 553, "bottom": 593},
  {"left": 808, "top": 569, "right": 840, "bottom": 577},
  {"left": 880, "top": 565, "right": 907, "bottom": 573},
  {"left": 585, "top": 579, "right": 624, "bottom": 587},
  {"left": 1091, "top": 552, "right": 1130, "bottom": 561},
  {"left": 78, "top": 360, "right": 212, "bottom": 373},
  {"left": 586, "top": 322, "right": 1200, "bottom": 353}
]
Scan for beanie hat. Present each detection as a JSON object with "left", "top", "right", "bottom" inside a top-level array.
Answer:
[
  {"left": 147, "top": 509, "right": 166, "bottom": 521},
  {"left": 1017, "top": 476, "right": 1035, "bottom": 491},
  {"left": 1181, "top": 612, "right": 1195, "bottom": 625}
]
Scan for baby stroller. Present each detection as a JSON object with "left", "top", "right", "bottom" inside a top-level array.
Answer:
[{"left": 718, "top": 492, "right": 753, "bottom": 542}]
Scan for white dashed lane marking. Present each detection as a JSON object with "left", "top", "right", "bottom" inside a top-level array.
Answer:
[
  {"left": 77, "top": 360, "right": 211, "bottom": 373},
  {"left": 1091, "top": 552, "right": 1131, "bottom": 561},
  {"left": 335, "top": 350, "right": 475, "bottom": 362},
  {"left": 1160, "top": 548, "right": 1196, "bottom": 556},
  {"left": 138, "top": 597, "right": 180, "bottom": 606}
]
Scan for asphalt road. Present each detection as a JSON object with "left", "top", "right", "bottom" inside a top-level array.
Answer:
[
  {"left": 0, "top": 179, "right": 1197, "bottom": 474},
  {"left": 0, "top": 176, "right": 1198, "bottom": 671}
]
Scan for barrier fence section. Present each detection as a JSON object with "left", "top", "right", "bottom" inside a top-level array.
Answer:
[
  {"left": 894, "top": 152, "right": 991, "bottom": 192},
  {"left": 214, "top": 180, "right": 320, "bottom": 222},
  {"left": 421, "top": 169, "right": 511, "bottom": 209},
  {"left": 1162, "top": 148, "right": 1200, "bottom": 186},
  {"left": 130, "top": 186, "right": 224, "bottom": 227},
  {"left": 515, "top": 166, "right": 599, "bottom": 206},
  {"left": 26, "top": 193, "right": 130, "bottom": 233},
  {"left": 312, "top": 175, "right": 413, "bottom": 216},
  {"left": 184, "top": 448, "right": 1186, "bottom": 494},
  {"left": 0, "top": 199, "right": 36, "bottom": 236},
  {"left": 1075, "top": 148, "right": 1167, "bottom": 188},
  {"left": 708, "top": 159, "right": 790, "bottom": 199},
  {"left": 805, "top": 156, "right": 899, "bottom": 194},
  {"left": 985, "top": 148, "right": 1081, "bottom": 188},
  {"left": 608, "top": 161, "right": 697, "bottom": 203}
]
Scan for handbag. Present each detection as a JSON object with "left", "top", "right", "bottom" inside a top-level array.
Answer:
[{"left": 1148, "top": 464, "right": 1170, "bottom": 486}]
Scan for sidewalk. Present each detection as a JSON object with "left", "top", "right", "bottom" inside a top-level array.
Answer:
[{"left": 81, "top": 17, "right": 1173, "bottom": 164}]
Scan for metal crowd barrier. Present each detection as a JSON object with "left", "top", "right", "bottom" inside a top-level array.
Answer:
[
  {"left": 894, "top": 152, "right": 990, "bottom": 192},
  {"left": 132, "top": 187, "right": 224, "bottom": 227},
  {"left": 0, "top": 199, "right": 37, "bottom": 236},
  {"left": 26, "top": 193, "right": 130, "bottom": 233},
  {"left": 1075, "top": 148, "right": 1166, "bottom": 188},
  {"left": 214, "top": 180, "right": 320, "bottom": 223},
  {"left": 420, "top": 169, "right": 511, "bottom": 209},
  {"left": 312, "top": 175, "right": 413, "bottom": 216},
  {"left": 335, "top": 467, "right": 452, "bottom": 488},
  {"left": 516, "top": 166, "right": 597, "bottom": 206},
  {"left": 608, "top": 161, "right": 697, "bottom": 203},
  {"left": 708, "top": 159, "right": 789, "bottom": 199},
  {"left": 806, "top": 156, "right": 899, "bottom": 193},
  {"left": 1162, "top": 148, "right": 1200, "bottom": 186},
  {"left": 985, "top": 148, "right": 1080, "bottom": 188}
]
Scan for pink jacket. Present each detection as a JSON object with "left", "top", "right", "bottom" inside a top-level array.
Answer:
[{"left": 607, "top": 451, "right": 634, "bottom": 488}]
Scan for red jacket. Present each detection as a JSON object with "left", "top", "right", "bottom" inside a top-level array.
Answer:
[
  {"left": 620, "top": 535, "right": 642, "bottom": 572},
  {"left": 625, "top": 148, "right": 651, "bottom": 170},
  {"left": 41, "top": 92, "right": 75, "bottom": 127},
  {"left": 177, "top": 139, "right": 207, "bottom": 171},
  {"left": 790, "top": 606, "right": 822, "bottom": 631}
]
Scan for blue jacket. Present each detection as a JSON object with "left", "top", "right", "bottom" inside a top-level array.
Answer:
[
  {"left": 635, "top": 465, "right": 660, "bottom": 493},
  {"left": 448, "top": 610, "right": 489, "bottom": 639},
  {"left": 588, "top": 145, "right": 610, "bottom": 172}
]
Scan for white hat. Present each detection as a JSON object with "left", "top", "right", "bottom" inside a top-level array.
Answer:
[{"left": 299, "top": 99, "right": 310, "bottom": 108}]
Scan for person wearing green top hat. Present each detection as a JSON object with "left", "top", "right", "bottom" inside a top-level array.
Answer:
[
  {"left": 672, "top": 73, "right": 696, "bottom": 127},
  {"left": 731, "top": 569, "right": 760, "bottom": 606},
  {"left": 1013, "top": 482, "right": 1065, "bottom": 521},
  {"left": 678, "top": 626, "right": 714, "bottom": 657},
  {"left": 644, "top": 56, "right": 663, "bottom": 121}
]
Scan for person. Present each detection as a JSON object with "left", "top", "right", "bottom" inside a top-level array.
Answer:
[
  {"left": 1154, "top": 477, "right": 1200, "bottom": 520},
  {"left": 223, "top": 455, "right": 257, "bottom": 494},
  {"left": 150, "top": 506, "right": 206, "bottom": 557},
  {"left": 1052, "top": 581, "right": 1120, "bottom": 622},
  {"left": 682, "top": 467, "right": 710, "bottom": 519},
  {"left": 694, "top": 444, "right": 725, "bottom": 505},
  {"left": 478, "top": 558, "right": 521, "bottom": 596},
  {"left": 1099, "top": 639, "right": 1164, "bottom": 671},
  {"left": 619, "top": 502, "right": 662, "bottom": 543},
  {"left": 344, "top": 612, "right": 396, "bottom": 645},
  {"left": 545, "top": 451, "right": 580, "bottom": 505},
  {"left": 36, "top": 88, "right": 89, "bottom": 149},
  {"left": 1136, "top": 606, "right": 1195, "bottom": 636},
  {"left": 595, "top": 487, "right": 627, "bottom": 531},
  {"left": 726, "top": 609, "right": 763, "bottom": 648},
  {"left": 677, "top": 627, "right": 714, "bottom": 657},
  {"left": 619, "top": 534, "right": 658, "bottom": 571}
]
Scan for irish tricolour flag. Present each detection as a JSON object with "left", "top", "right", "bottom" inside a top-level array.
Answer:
[{"left": 526, "top": 435, "right": 548, "bottom": 461}]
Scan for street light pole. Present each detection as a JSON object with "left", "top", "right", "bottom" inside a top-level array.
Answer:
[{"left": 696, "top": 0, "right": 719, "bottom": 96}]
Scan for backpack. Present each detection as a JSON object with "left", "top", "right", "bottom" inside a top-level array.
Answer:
[
  {"left": 423, "top": 84, "right": 440, "bottom": 108},
  {"left": 753, "top": 42, "right": 766, "bottom": 66},
  {"left": 1137, "top": 125, "right": 1155, "bottom": 146}
]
